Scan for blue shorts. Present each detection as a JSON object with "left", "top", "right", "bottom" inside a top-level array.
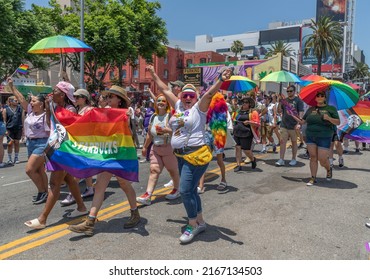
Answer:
[
  {"left": 0, "top": 122, "right": 5, "bottom": 136},
  {"left": 306, "top": 135, "right": 332, "bottom": 150},
  {"left": 205, "top": 130, "right": 224, "bottom": 154},
  {"left": 26, "top": 138, "right": 48, "bottom": 157}
]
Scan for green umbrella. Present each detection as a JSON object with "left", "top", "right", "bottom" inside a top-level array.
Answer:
[{"left": 260, "top": 70, "right": 302, "bottom": 83}]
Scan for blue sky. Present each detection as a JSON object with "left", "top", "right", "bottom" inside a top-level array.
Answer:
[{"left": 27, "top": 0, "right": 369, "bottom": 62}]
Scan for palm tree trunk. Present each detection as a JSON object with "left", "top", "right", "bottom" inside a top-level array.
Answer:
[{"left": 317, "top": 57, "right": 322, "bottom": 76}]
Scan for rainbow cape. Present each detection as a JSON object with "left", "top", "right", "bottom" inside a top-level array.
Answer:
[
  {"left": 17, "top": 64, "right": 29, "bottom": 75},
  {"left": 207, "top": 92, "right": 228, "bottom": 149},
  {"left": 45, "top": 106, "right": 138, "bottom": 181},
  {"left": 338, "top": 101, "right": 370, "bottom": 143}
]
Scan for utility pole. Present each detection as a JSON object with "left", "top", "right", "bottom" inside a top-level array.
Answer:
[{"left": 79, "top": 0, "right": 85, "bottom": 89}]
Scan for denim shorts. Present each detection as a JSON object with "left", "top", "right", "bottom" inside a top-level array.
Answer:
[
  {"left": 26, "top": 138, "right": 48, "bottom": 157},
  {"left": 0, "top": 122, "right": 5, "bottom": 136},
  {"left": 306, "top": 135, "right": 332, "bottom": 150}
]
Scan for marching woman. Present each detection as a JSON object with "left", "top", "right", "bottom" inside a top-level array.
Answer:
[
  {"left": 24, "top": 81, "right": 88, "bottom": 229},
  {"left": 148, "top": 65, "right": 232, "bottom": 244},
  {"left": 136, "top": 94, "right": 180, "bottom": 205},
  {"left": 7, "top": 78, "right": 49, "bottom": 204},
  {"left": 291, "top": 91, "right": 339, "bottom": 186},
  {"left": 68, "top": 85, "right": 140, "bottom": 236}
]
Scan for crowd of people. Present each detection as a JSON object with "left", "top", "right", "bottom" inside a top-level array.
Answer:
[{"left": 1, "top": 68, "right": 369, "bottom": 243}]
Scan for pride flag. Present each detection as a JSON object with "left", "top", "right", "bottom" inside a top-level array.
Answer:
[
  {"left": 16, "top": 64, "right": 29, "bottom": 75},
  {"left": 45, "top": 107, "right": 139, "bottom": 181},
  {"left": 338, "top": 101, "right": 370, "bottom": 143}
]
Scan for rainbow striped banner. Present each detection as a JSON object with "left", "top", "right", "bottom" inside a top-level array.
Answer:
[
  {"left": 45, "top": 107, "right": 138, "bottom": 181},
  {"left": 338, "top": 101, "right": 370, "bottom": 143}
]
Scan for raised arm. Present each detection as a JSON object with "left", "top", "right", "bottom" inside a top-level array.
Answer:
[
  {"left": 199, "top": 68, "right": 232, "bottom": 112},
  {"left": 146, "top": 65, "right": 178, "bottom": 108},
  {"left": 7, "top": 78, "right": 28, "bottom": 111}
]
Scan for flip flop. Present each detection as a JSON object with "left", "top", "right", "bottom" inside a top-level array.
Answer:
[
  {"left": 217, "top": 181, "right": 227, "bottom": 191},
  {"left": 67, "top": 209, "right": 89, "bottom": 218},
  {"left": 24, "top": 218, "right": 46, "bottom": 230}
]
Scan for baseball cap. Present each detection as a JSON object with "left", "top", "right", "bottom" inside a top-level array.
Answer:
[{"left": 170, "top": 80, "right": 185, "bottom": 88}]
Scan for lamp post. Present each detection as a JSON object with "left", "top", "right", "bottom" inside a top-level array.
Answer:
[{"left": 79, "top": 0, "right": 85, "bottom": 89}]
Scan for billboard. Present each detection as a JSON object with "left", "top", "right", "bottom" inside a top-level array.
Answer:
[
  {"left": 301, "top": 25, "right": 342, "bottom": 74},
  {"left": 316, "top": 0, "right": 346, "bottom": 22},
  {"left": 183, "top": 67, "right": 203, "bottom": 87}
]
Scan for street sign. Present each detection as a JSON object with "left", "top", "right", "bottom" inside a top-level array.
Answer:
[{"left": 183, "top": 67, "right": 202, "bottom": 87}]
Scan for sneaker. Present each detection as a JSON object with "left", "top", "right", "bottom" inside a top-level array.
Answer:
[
  {"left": 244, "top": 157, "right": 251, "bottom": 164},
  {"left": 14, "top": 158, "right": 20, "bottom": 164},
  {"left": 81, "top": 187, "right": 94, "bottom": 198},
  {"left": 197, "top": 187, "right": 205, "bottom": 194},
  {"left": 298, "top": 143, "right": 304, "bottom": 149},
  {"left": 136, "top": 192, "right": 151, "bottom": 205},
  {"left": 251, "top": 157, "right": 257, "bottom": 169},
  {"left": 275, "top": 159, "right": 285, "bottom": 166},
  {"left": 302, "top": 151, "right": 310, "bottom": 159},
  {"left": 306, "top": 177, "right": 317, "bottom": 186},
  {"left": 179, "top": 224, "right": 206, "bottom": 244},
  {"left": 355, "top": 148, "right": 360, "bottom": 153},
  {"left": 234, "top": 165, "right": 242, "bottom": 172},
  {"left": 338, "top": 157, "right": 344, "bottom": 168},
  {"left": 289, "top": 159, "right": 297, "bottom": 166},
  {"left": 60, "top": 193, "right": 76, "bottom": 206},
  {"left": 33, "top": 192, "right": 48, "bottom": 205},
  {"left": 165, "top": 189, "right": 180, "bottom": 200},
  {"left": 164, "top": 180, "right": 174, "bottom": 188},
  {"left": 0, "top": 163, "right": 5, "bottom": 168},
  {"left": 343, "top": 150, "right": 349, "bottom": 154},
  {"left": 139, "top": 158, "right": 149, "bottom": 163},
  {"left": 68, "top": 216, "right": 96, "bottom": 236},
  {"left": 123, "top": 208, "right": 140, "bottom": 229},
  {"left": 272, "top": 144, "right": 277, "bottom": 153},
  {"left": 326, "top": 167, "right": 333, "bottom": 181},
  {"left": 6, "top": 160, "right": 14, "bottom": 166}
]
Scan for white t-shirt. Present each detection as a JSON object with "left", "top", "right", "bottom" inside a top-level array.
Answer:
[
  {"left": 169, "top": 100, "right": 206, "bottom": 149},
  {"left": 150, "top": 113, "right": 171, "bottom": 146}
]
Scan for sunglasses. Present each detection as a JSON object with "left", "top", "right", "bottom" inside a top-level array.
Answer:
[
  {"left": 316, "top": 93, "right": 326, "bottom": 98},
  {"left": 75, "top": 95, "right": 85, "bottom": 99},
  {"left": 287, "top": 90, "right": 294, "bottom": 93},
  {"left": 157, "top": 99, "right": 166, "bottom": 103},
  {"left": 182, "top": 93, "right": 196, "bottom": 99}
]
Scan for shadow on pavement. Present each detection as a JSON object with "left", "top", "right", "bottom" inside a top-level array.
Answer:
[{"left": 282, "top": 175, "right": 358, "bottom": 189}]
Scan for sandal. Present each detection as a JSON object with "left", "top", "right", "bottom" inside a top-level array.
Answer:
[
  {"left": 67, "top": 209, "right": 89, "bottom": 218},
  {"left": 217, "top": 181, "right": 227, "bottom": 191},
  {"left": 24, "top": 218, "right": 46, "bottom": 230}
]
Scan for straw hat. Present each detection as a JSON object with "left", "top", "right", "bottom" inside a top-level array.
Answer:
[{"left": 102, "top": 85, "right": 131, "bottom": 106}]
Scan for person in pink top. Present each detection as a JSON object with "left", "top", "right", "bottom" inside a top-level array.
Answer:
[{"left": 7, "top": 78, "right": 50, "bottom": 204}]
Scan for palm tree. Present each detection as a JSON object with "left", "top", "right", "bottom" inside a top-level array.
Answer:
[
  {"left": 230, "top": 40, "right": 244, "bottom": 58},
  {"left": 265, "top": 40, "right": 293, "bottom": 58},
  {"left": 303, "top": 16, "right": 343, "bottom": 75},
  {"left": 349, "top": 62, "right": 369, "bottom": 81}
]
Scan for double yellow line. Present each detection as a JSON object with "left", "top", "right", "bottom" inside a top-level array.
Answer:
[{"left": 0, "top": 150, "right": 273, "bottom": 259}]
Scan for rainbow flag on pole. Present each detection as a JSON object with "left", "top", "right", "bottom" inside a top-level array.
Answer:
[
  {"left": 338, "top": 101, "right": 370, "bottom": 143},
  {"left": 45, "top": 107, "right": 139, "bottom": 181},
  {"left": 16, "top": 64, "right": 29, "bottom": 75}
]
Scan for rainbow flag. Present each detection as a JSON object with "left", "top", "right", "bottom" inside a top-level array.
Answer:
[
  {"left": 16, "top": 64, "right": 29, "bottom": 75},
  {"left": 338, "top": 101, "right": 370, "bottom": 143},
  {"left": 45, "top": 107, "right": 139, "bottom": 181}
]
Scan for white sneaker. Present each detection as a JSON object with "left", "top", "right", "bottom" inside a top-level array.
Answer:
[
  {"left": 81, "top": 187, "right": 94, "bottom": 198},
  {"left": 164, "top": 180, "right": 173, "bottom": 188},
  {"left": 60, "top": 193, "right": 76, "bottom": 206},
  {"left": 275, "top": 159, "right": 285, "bottom": 166},
  {"left": 289, "top": 159, "right": 297, "bottom": 166},
  {"left": 165, "top": 189, "right": 180, "bottom": 200}
]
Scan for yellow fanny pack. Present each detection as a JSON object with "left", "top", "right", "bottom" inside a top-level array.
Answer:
[{"left": 175, "top": 145, "right": 212, "bottom": 166}]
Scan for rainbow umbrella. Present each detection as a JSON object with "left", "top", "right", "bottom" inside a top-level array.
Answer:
[
  {"left": 299, "top": 74, "right": 327, "bottom": 86},
  {"left": 28, "top": 35, "right": 93, "bottom": 54},
  {"left": 220, "top": 75, "right": 257, "bottom": 92},
  {"left": 299, "top": 80, "right": 359, "bottom": 110},
  {"left": 260, "top": 70, "right": 301, "bottom": 83},
  {"left": 338, "top": 101, "right": 370, "bottom": 143}
]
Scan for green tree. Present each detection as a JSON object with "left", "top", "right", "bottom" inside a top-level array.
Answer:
[
  {"left": 265, "top": 40, "right": 293, "bottom": 58},
  {"left": 303, "top": 16, "right": 343, "bottom": 75},
  {"left": 349, "top": 62, "right": 369, "bottom": 81},
  {"left": 230, "top": 40, "right": 244, "bottom": 58},
  {"left": 0, "top": 0, "right": 54, "bottom": 82},
  {"left": 61, "top": 0, "right": 168, "bottom": 90}
]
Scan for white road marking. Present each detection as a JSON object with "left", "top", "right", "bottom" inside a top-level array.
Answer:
[{"left": 2, "top": 179, "right": 31, "bottom": 186}]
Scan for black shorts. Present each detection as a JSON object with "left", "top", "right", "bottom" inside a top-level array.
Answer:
[
  {"left": 332, "top": 133, "right": 340, "bottom": 142},
  {"left": 233, "top": 136, "right": 254, "bottom": 150},
  {"left": 7, "top": 128, "right": 22, "bottom": 141}
]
